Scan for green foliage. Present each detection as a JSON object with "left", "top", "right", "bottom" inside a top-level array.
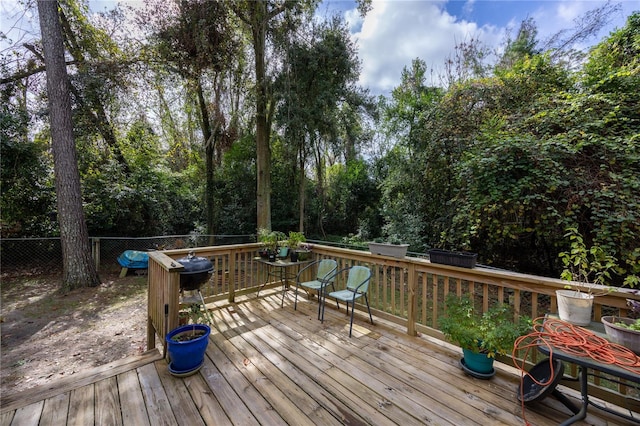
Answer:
[
  {"left": 559, "top": 227, "right": 638, "bottom": 292},
  {"left": 179, "top": 303, "right": 210, "bottom": 325},
  {"left": 615, "top": 318, "right": 640, "bottom": 331},
  {"left": 582, "top": 12, "right": 640, "bottom": 92},
  {"left": 287, "top": 231, "right": 306, "bottom": 249},
  {"left": 324, "top": 159, "right": 381, "bottom": 239},
  {"left": 439, "top": 294, "right": 532, "bottom": 357},
  {"left": 257, "top": 229, "right": 286, "bottom": 253},
  {"left": 0, "top": 89, "right": 57, "bottom": 236}
]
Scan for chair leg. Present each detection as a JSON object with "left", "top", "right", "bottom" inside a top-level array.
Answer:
[
  {"left": 293, "top": 283, "right": 299, "bottom": 310},
  {"left": 348, "top": 301, "right": 355, "bottom": 337},
  {"left": 364, "top": 294, "right": 374, "bottom": 325},
  {"left": 317, "top": 285, "right": 324, "bottom": 321}
]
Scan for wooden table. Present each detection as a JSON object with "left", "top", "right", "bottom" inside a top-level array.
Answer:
[
  {"left": 538, "top": 317, "right": 640, "bottom": 425},
  {"left": 255, "top": 258, "right": 311, "bottom": 297}
]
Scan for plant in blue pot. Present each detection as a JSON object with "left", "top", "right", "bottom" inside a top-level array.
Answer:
[
  {"left": 166, "top": 304, "right": 211, "bottom": 377},
  {"left": 439, "top": 294, "right": 532, "bottom": 379}
]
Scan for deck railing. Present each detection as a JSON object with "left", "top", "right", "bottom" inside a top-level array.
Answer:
[{"left": 148, "top": 243, "right": 640, "bottom": 409}]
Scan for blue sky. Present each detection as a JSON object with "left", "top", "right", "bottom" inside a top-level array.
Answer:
[{"left": 318, "top": 0, "right": 638, "bottom": 95}]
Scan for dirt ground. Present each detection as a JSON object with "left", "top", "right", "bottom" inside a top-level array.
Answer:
[{"left": 1, "top": 269, "right": 148, "bottom": 397}]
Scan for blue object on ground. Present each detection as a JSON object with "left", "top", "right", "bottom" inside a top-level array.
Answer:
[{"left": 117, "top": 250, "right": 149, "bottom": 269}]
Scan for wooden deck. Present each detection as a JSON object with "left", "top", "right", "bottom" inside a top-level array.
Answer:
[{"left": 1, "top": 289, "right": 638, "bottom": 426}]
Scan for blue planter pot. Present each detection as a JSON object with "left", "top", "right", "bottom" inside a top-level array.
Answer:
[
  {"left": 462, "top": 348, "right": 495, "bottom": 375},
  {"left": 166, "top": 324, "right": 210, "bottom": 373}
]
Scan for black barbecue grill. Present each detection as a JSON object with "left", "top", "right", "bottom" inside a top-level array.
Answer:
[{"left": 176, "top": 252, "right": 214, "bottom": 291}]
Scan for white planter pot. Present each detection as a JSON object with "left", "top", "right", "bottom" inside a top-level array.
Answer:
[
  {"left": 556, "top": 290, "right": 594, "bottom": 326},
  {"left": 368, "top": 242, "right": 409, "bottom": 258}
]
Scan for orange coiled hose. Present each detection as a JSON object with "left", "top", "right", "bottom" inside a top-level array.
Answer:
[{"left": 512, "top": 317, "right": 640, "bottom": 425}]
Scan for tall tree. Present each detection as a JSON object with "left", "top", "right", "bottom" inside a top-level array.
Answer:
[
  {"left": 37, "top": 0, "right": 100, "bottom": 290},
  {"left": 276, "top": 17, "right": 368, "bottom": 235},
  {"left": 147, "top": 0, "right": 238, "bottom": 238},
  {"left": 232, "top": 0, "right": 319, "bottom": 232}
]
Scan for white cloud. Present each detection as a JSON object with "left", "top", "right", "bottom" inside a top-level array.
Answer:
[
  {"left": 350, "top": 1, "right": 502, "bottom": 94},
  {"left": 334, "top": 0, "right": 638, "bottom": 96}
]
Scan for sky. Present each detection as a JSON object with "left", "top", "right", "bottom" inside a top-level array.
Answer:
[
  {"left": 317, "top": 0, "right": 638, "bottom": 95},
  {"left": 1, "top": 0, "right": 637, "bottom": 97}
]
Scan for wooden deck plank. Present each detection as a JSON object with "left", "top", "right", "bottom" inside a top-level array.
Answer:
[
  {"left": 0, "top": 349, "right": 162, "bottom": 413},
  {"left": 253, "top": 296, "right": 450, "bottom": 426},
  {"left": 213, "top": 306, "right": 343, "bottom": 426},
  {"left": 136, "top": 363, "right": 178, "bottom": 426},
  {"left": 203, "top": 337, "right": 287, "bottom": 426},
  {"left": 260, "top": 297, "right": 464, "bottom": 425},
  {"left": 247, "top": 295, "right": 436, "bottom": 426},
  {"left": 38, "top": 393, "right": 70, "bottom": 426},
  {"left": 217, "top": 299, "right": 371, "bottom": 426},
  {"left": 95, "top": 376, "right": 122, "bottom": 426},
  {"left": 67, "top": 384, "right": 94, "bottom": 426},
  {"left": 370, "top": 327, "right": 612, "bottom": 426},
  {"left": 117, "top": 370, "right": 151, "bottom": 426},
  {"left": 154, "top": 360, "right": 207, "bottom": 426},
  {"left": 182, "top": 368, "right": 233, "bottom": 426},
  {"left": 256, "top": 324, "right": 419, "bottom": 424},
  {"left": 265, "top": 299, "right": 478, "bottom": 426},
  {"left": 209, "top": 331, "right": 303, "bottom": 425},
  {"left": 251, "top": 319, "right": 401, "bottom": 426},
  {"left": 197, "top": 355, "right": 260, "bottom": 426},
  {"left": 0, "top": 411, "right": 14, "bottom": 426},
  {"left": 215, "top": 303, "right": 349, "bottom": 426},
  {"left": 9, "top": 401, "right": 43, "bottom": 426},
  {"left": 348, "top": 334, "right": 527, "bottom": 425}
]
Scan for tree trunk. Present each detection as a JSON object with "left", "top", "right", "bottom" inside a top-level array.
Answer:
[
  {"left": 298, "top": 146, "right": 305, "bottom": 233},
  {"left": 38, "top": 0, "right": 100, "bottom": 290},
  {"left": 252, "top": 2, "right": 272, "bottom": 231},
  {"left": 196, "top": 78, "right": 216, "bottom": 243}
]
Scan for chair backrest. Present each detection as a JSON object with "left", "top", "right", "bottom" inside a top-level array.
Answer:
[
  {"left": 316, "top": 259, "right": 338, "bottom": 282},
  {"left": 346, "top": 266, "right": 371, "bottom": 293}
]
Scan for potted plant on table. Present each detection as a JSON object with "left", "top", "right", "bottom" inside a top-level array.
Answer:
[
  {"left": 166, "top": 303, "right": 211, "bottom": 377},
  {"left": 287, "top": 231, "right": 306, "bottom": 261},
  {"left": 439, "top": 294, "right": 532, "bottom": 379},
  {"left": 258, "top": 229, "right": 286, "bottom": 262}
]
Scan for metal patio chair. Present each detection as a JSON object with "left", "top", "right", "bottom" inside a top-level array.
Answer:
[
  {"left": 286, "top": 259, "right": 338, "bottom": 320},
  {"left": 323, "top": 265, "right": 373, "bottom": 337}
]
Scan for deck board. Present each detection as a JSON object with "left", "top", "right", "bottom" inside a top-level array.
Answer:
[
  {"left": 117, "top": 370, "right": 150, "bottom": 426},
  {"left": 1, "top": 289, "right": 638, "bottom": 425},
  {"left": 67, "top": 384, "right": 94, "bottom": 426},
  {"left": 137, "top": 362, "right": 176, "bottom": 426},
  {"left": 154, "top": 360, "right": 207, "bottom": 426},
  {"left": 39, "top": 393, "right": 70, "bottom": 426}
]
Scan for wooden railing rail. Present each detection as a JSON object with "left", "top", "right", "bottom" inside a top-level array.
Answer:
[{"left": 148, "top": 243, "right": 639, "bottom": 407}]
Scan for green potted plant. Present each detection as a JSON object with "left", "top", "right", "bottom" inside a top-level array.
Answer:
[
  {"left": 258, "top": 229, "right": 285, "bottom": 261},
  {"left": 439, "top": 294, "right": 532, "bottom": 378},
  {"left": 166, "top": 303, "right": 211, "bottom": 376},
  {"left": 557, "top": 227, "right": 622, "bottom": 325},
  {"left": 287, "top": 231, "right": 306, "bottom": 261}
]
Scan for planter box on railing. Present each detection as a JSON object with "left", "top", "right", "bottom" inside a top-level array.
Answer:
[
  {"left": 428, "top": 249, "right": 477, "bottom": 268},
  {"left": 368, "top": 242, "right": 409, "bottom": 259}
]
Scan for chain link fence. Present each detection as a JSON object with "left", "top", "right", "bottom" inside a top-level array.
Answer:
[{"left": 1, "top": 235, "right": 255, "bottom": 277}]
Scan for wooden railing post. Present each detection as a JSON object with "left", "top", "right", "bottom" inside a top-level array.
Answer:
[
  {"left": 147, "top": 251, "right": 183, "bottom": 352},
  {"left": 406, "top": 263, "right": 417, "bottom": 336},
  {"left": 228, "top": 250, "right": 236, "bottom": 303}
]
